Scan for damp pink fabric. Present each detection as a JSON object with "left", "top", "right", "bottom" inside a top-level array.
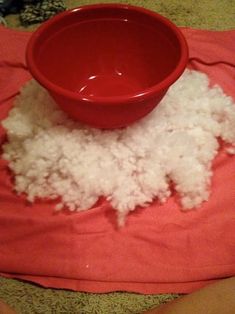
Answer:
[{"left": 0, "top": 26, "right": 235, "bottom": 294}]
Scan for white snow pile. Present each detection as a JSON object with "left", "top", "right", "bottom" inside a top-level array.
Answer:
[{"left": 2, "top": 70, "right": 235, "bottom": 225}]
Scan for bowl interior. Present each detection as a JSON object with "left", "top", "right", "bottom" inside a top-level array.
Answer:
[{"left": 32, "top": 6, "right": 183, "bottom": 98}]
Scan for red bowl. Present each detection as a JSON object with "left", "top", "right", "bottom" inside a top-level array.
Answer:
[{"left": 26, "top": 4, "right": 188, "bottom": 128}]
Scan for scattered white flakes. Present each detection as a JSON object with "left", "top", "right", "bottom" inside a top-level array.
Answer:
[
  {"left": 1, "top": 70, "right": 235, "bottom": 225},
  {"left": 55, "top": 203, "right": 64, "bottom": 211},
  {"left": 226, "top": 147, "right": 235, "bottom": 155}
]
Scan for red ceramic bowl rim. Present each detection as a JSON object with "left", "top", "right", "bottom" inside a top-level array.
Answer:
[{"left": 26, "top": 3, "right": 189, "bottom": 105}]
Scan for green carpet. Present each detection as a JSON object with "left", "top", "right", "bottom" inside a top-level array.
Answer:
[
  {"left": 1, "top": 1, "right": 235, "bottom": 313},
  {"left": 0, "top": 277, "right": 178, "bottom": 313}
]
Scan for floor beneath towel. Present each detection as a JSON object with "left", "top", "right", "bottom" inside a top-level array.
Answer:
[{"left": 1, "top": 0, "right": 235, "bottom": 313}]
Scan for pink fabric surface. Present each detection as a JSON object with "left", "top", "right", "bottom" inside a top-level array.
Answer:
[{"left": 0, "top": 25, "right": 235, "bottom": 294}]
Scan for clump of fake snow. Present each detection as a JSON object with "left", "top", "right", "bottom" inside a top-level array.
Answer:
[{"left": 2, "top": 70, "right": 235, "bottom": 225}]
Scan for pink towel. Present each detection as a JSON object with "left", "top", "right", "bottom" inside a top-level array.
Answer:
[{"left": 0, "top": 25, "right": 235, "bottom": 294}]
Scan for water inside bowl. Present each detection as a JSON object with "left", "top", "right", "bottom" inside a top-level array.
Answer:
[
  {"left": 36, "top": 18, "right": 181, "bottom": 98},
  {"left": 77, "top": 73, "right": 141, "bottom": 97}
]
